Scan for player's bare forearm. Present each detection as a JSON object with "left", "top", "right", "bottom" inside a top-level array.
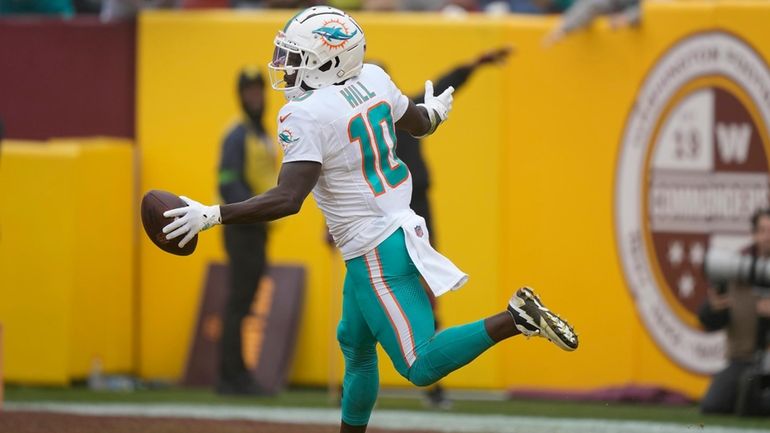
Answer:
[
  {"left": 220, "top": 161, "right": 321, "bottom": 224},
  {"left": 395, "top": 100, "right": 432, "bottom": 137},
  {"left": 220, "top": 188, "right": 300, "bottom": 223}
]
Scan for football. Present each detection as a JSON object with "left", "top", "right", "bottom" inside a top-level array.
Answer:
[{"left": 141, "top": 189, "right": 198, "bottom": 256}]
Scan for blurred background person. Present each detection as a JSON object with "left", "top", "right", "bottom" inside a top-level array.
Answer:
[
  {"left": 543, "top": 0, "right": 640, "bottom": 46},
  {"left": 481, "top": 0, "right": 570, "bottom": 15},
  {"left": 216, "top": 67, "right": 278, "bottom": 395},
  {"left": 100, "top": 0, "right": 177, "bottom": 22},
  {"left": 699, "top": 208, "right": 770, "bottom": 415},
  {"left": 387, "top": 45, "right": 512, "bottom": 409}
]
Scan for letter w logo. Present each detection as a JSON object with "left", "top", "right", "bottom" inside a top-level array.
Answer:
[{"left": 716, "top": 123, "right": 752, "bottom": 164}]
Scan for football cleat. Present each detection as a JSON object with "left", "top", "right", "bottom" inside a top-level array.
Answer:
[{"left": 507, "top": 287, "right": 578, "bottom": 351}]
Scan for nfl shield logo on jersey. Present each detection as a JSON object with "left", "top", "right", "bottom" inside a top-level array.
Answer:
[{"left": 414, "top": 225, "right": 424, "bottom": 238}]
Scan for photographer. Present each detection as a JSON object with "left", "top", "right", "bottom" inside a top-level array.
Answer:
[{"left": 699, "top": 208, "right": 770, "bottom": 415}]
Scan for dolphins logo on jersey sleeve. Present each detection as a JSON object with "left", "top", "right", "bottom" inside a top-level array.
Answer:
[{"left": 278, "top": 129, "right": 300, "bottom": 150}]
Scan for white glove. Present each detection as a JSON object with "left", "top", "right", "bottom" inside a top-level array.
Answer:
[
  {"left": 416, "top": 80, "right": 454, "bottom": 137},
  {"left": 162, "top": 196, "right": 221, "bottom": 248}
]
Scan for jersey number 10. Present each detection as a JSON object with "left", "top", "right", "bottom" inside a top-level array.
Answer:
[{"left": 348, "top": 101, "right": 409, "bottom": 196}]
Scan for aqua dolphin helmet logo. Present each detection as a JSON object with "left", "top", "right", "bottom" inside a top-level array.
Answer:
[
  {"left": 313, "top": 26, "right": 357, "bottom": 42},
  {"left": 312, "top": 19, "right": 357, "bottom": 49}
]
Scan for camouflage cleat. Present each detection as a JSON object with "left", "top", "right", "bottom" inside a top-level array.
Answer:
[{"left": 507, "top": 287, "right": 578, "bottom": 351}]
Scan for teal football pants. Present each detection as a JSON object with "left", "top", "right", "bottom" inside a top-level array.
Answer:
[{"left": 337, "top": 229, "right": 495, "bottom": 426}]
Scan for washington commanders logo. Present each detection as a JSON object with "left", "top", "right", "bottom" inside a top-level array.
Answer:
[
  {"left": 615, "top": 31, "right": 770, "bottom": 374},
  {"left": 312, "top": 19, "right": 358, "bottom": 50}
]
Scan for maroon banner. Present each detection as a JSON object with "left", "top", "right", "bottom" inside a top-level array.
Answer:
[
  {"left": 0, "top": 17, "right": 135, "bottom": 140},
  {"left": 182, "top": 263, "right": 306, "bottom": 394}
]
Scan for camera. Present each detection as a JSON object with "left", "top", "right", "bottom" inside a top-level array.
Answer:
[
  {"left": 704, "top": 249, "right": 770, "bottom": 288},
  {"left": 704, "top": 248, "right": 770, "bottom": 416}
]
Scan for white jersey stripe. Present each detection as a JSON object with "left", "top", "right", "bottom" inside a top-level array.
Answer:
[
  {"left": 373, "top": 248, "right": 417, "bottom": 363},
  {"left": 364, "top": 250, "right": 417, "bottom": 367}
]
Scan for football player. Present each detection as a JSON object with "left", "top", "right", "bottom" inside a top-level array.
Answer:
[{"left": 163, "top": 7, "right": 578, "bottom": 432}]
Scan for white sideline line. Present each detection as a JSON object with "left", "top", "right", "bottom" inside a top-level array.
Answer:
[{"left": 4, "top": 402, "right": 765, "bottom": 433}]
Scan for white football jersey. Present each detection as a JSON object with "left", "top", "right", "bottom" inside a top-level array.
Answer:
[{"left": 277, "top": 64, "right": 414, "bottom": 260}]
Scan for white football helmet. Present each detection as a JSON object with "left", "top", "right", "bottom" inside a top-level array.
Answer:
[{"left": 268, "top": 7, "right": 366, "bottom": 93}]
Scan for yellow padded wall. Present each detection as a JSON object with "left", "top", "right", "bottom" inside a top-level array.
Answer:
[
  {"left": 64, "top": 139, "right": 136, "bottom": 378},
  {"left": 0, "top": 140, "right": 134, "bottom": 383},
  {"left": 0, "top": 143, "right": 76, "bottom": 384}
]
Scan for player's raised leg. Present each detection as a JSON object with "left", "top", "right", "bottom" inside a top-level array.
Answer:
[{"left": 347, "top": 229, "right": 578, "bottom": 390}]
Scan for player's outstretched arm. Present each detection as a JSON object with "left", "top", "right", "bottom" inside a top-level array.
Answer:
[
  {"left": 220, "top": 160, "right": 321, "bottom": 224},
  {"left": 162, "top": 161, "right": 321, "bottom": 248},
  {"left": 396, "top": 80, "right": 453, "bottom": 138}
]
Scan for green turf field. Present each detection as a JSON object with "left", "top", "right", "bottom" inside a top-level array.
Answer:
[{"left": 6, "top": 385, "right": 770, "bottom": 430}]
